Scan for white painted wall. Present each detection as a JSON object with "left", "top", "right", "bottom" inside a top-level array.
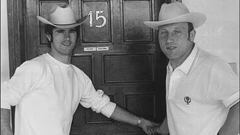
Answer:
[
  {"left": 183, "top": 0, "right": 239, "bottom": 74},
  {"left": 1, "top": 0, "right": 10, "bottom": 82}
]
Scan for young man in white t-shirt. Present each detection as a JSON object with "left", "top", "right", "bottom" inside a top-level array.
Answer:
[{"left": 1, "top": 4, "right": 158, "bottom": 135}]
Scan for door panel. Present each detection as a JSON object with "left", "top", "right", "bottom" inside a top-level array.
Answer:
[
  {"left": 123, "top": 0, "right": 152, "bottom": 42},
  {"left": 82, "top": 1, "right": 111, "bottom": 43},
  {"left": 71, "top": 55, "right": 93, "bottom": 78},
  {"left": 25, "top": 0, "right": 167, "bottom": 134},
  {"left": 104, "top": 54, "right": 154, "bottom": 83}
]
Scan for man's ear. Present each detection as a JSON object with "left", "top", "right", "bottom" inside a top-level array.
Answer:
[
  {"left": 189, "top": 30, "right": 196, "bottom": 42},
  {"left": 46, "top": 34, "right": 51, "bottom": 42}
]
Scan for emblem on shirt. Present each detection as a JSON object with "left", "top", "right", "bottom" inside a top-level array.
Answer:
[{"left": 184, "top": 96, "right": 191, "bottom": 105}]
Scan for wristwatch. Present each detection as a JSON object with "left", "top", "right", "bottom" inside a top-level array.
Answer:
[{"left": 137, "top": 118, "right": 142, "bottom": 126}]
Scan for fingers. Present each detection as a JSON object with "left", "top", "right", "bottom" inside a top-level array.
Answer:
[
  {"left": 147, "top": 125, "right": 160, "bottom": 135},
  {"left": 139, "top": 118, "right": 160, "bottom": 135}
]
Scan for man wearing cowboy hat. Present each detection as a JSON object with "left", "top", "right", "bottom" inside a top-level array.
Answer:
[
  {"left": 1, "top": 4, "right": 158, "bottom": 135},
  {"left": 144, "top": 2, "right": 239, "bottom": 135}
]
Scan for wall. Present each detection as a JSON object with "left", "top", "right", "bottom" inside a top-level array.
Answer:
[
  {"left": 1, "top": 0, "right": 10, "bottom": 82},
  {"left": 183, "top": 0, "right": 239, "bottom": 74}
]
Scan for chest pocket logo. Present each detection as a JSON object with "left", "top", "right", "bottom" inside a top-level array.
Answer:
[{"left": 184, "top": 96, "right": 191, "bottom": 105}]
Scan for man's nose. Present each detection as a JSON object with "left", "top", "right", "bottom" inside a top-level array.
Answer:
[
  {"left": 167, "top": 33, "right": 175, "bottom": 43},
  {"left": 64, "top": 31, "right": 70, "bottom": 40}
]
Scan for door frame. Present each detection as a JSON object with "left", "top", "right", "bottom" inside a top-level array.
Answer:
[{"left": 7, "top": 0, "right": 25, "bottom": 76}]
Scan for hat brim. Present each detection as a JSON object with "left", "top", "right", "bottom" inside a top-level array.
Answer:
[
  {"left": 144, "top": 12, "right": 206, "bottom": 29},
  {"left": 37, "top": 15, "right": 88, "bottom": 29}
]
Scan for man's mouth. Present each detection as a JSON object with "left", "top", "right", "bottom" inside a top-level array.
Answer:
[
  {"left": 166, "top": 46, "right": 177, "bottom": 50},
  {"left": 62, "top": 41, "right": 72, "bottom": 46}
]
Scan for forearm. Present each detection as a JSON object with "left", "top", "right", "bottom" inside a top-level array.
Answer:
[
  {"left": 110, "top": 105, "right": 159, "bottom": 134},
  {"left": 219, "top": 102, "right": 239, "bottom": 135},
  {"left": 1, "top": 108, "right": 13, "bottom": 135},
  {"left": 110, "top": 106, "right": 141, "bottom": 126}
]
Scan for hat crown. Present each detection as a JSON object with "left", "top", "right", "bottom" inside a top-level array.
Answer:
[
  {"left": 143, "top": 2, "right": 206, "bottom": 29},
  {"left": 49, "top": 5, "right": 76, "bottom": 25},
  {"left": 37, "top": 4, "right": 88, "bottom": 29},
  {"left": 159, "top": 2, "right": 190, "bottom": 21}
]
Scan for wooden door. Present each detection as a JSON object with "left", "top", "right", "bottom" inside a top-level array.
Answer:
[{"left": 24, "top": 0, "right": 168, "bottom": 134}]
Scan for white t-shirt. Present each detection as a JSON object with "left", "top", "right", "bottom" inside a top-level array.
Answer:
[
  {"left": 1, "top": 53, "right": 116, "bottom": 135},
  {"left": 166, "top": 46, "right": 239, "bottom": 135}
]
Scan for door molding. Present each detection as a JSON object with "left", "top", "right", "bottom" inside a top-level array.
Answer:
[{"left": 7, "top": 0, "right": 26, "bottom": 76}]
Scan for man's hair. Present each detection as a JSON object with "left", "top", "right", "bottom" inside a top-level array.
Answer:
[
  {"left": 187, "top": 22, "right": 195, "bottom": 44},
  {"left": 44, "top": 24, "right": 55, "bottom": 37},
  {"left": 44, "top": 24, "right": 80, "bottom": 43},
  {"left": 187, "top": 22, "right": 194, "bottom": 33}
]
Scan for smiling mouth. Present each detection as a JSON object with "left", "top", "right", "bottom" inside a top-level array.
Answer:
[
  {"left": 62, "top": 41, "right": 72, "bottom": 46},
  {"left": 166, "top": 46, "right": 177, "bottom": 50}
]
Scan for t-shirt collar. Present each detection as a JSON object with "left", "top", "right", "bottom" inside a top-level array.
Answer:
[
  {"left": 168, "top": 45, "right": 198, "bottom": 74},
  {"left": 45, "top": 53, "right": 71, "bottom": 68}
]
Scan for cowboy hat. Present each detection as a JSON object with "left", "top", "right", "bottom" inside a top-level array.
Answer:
[
  {"left": 37, "top": 4, "right": 88, "bottom": 29},
  {"left": 144, "top": 2, "right": 206, "bottom": 29}
]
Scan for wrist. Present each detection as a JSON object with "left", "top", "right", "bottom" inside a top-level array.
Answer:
[{"left": 136, "top": 118, "right": 142, "bottom": 127}]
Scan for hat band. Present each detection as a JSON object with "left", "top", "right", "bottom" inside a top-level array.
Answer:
[{"left": 53, "top": 22, "right": 78, "bottom": 26}]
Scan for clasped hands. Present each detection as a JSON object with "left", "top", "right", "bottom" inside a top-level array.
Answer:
[{"left": 138, "top": 118, "right": 168, "bottom": 135}]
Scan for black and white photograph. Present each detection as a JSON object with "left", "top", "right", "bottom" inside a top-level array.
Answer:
[{"left": 1, "top": 0, "right": 239, "bottom": 135}]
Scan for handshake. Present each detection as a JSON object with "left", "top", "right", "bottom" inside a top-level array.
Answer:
[{"left": 138, "top": 118, "right": 169, "bottom": 135}]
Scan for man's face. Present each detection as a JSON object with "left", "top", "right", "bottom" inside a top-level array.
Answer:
[
  {"left": 158, "top": 22, "right": 195, "bottom": 63},
  {"left": 50, "top": 27, "right": 77, "bottom": 55}
]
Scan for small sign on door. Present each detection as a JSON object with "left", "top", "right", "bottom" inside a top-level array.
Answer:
[
  {"left": 84, "top": 47, "right": 97, "bottom": 51},
  {"left": 84, "top": 46, "right": 109, "bottom": 52},
  {"left": 97, "top": 46, "right": 109, "bottom": 51}
]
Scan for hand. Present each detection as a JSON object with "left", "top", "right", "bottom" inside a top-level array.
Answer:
[
  {"left": 138, "top": 118, "right": 159, "bottom": 135},
  {"left": 147, "top": 125, "right": 159, "bottom": 135},
  {"left": 147, "top": 124, "right": 169, "bottom": 135}
]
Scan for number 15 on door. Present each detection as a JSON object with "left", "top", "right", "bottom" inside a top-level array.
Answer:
[{"left": 88, "top": 10, "right": 106, "bottom": 28}]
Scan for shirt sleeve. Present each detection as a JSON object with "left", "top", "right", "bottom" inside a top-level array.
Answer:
[
  {"left": 79, "top": 73, "right": 116, "bottom": 118},
  {"left": 208, "top": 60, "right": 239, "bottom": 108},
  {"left": 1, "top": 61, "right": 43, "bottom": 109}
]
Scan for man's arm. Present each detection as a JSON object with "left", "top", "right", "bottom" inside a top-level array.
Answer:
[
  {"left": 1, "top": 108, "right": 13, "bottom": 135},
  {"left": 110, "top": 106, "right": 158, "bottom": 134},
  {"left": 219, "top": 102, "right": 239, "bottom": 135}
]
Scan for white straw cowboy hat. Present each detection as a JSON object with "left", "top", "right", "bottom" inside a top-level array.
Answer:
[
  {"left": 37, "top": 4, "right": 88, "bottom": 29},
  {"left": 144, "top": 2, "right": 206, "bottom": 29}
]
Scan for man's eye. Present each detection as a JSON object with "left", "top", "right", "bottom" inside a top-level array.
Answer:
[
  {"left": 56, "top": 30, "right": 64, "bottom": 33},
  {"left": 174, "top": 30, "right": 181, "bottom": 34},
  {"left": 159, "top": 31, "right": 167, "bottom": 36},
  {"left": 70, "top": 30, "right": 77, "bottom": 33}
]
